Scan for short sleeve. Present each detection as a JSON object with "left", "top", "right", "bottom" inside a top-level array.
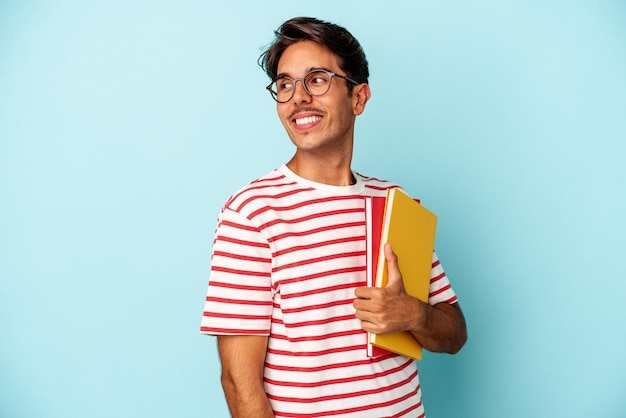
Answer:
[
  {"left": 428, "top": 251, "right": 458, "bottom": 305},
  {"left": 200, "top": 207, "right": 273, "bottom": 335}
]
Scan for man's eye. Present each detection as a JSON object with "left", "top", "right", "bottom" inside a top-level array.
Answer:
[
  {"left": 306, "top": 71, "right": 331, "bottom": 90},
  {"left": 278, "top": 80, "right": 293, "bottom": 91}
]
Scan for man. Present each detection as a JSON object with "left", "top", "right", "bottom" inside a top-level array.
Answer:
[{"left": 200, "top": 17, "right": 467, "bottom": 418}]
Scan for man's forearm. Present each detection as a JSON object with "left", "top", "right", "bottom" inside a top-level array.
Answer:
[
  {"left": 410, "top": 302, "right": 467, "bottom": 354},
  {"left": 221, "top": 376, "right": 274, "bottom": 418}
]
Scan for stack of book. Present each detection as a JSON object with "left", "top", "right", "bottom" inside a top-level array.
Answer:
[{"left": 365, "top": 188, "right": 437, "bottom": 360}]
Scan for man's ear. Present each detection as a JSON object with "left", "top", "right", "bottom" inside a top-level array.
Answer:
[{"left": 352, "top": 83, "right": 371, "bottom": 116}]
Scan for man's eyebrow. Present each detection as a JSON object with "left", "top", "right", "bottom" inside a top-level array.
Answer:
[
  {"left": 308, "top": 66, "right": 332, "bottom": 73},
  {"left": 275, "top": 67, "right": 333, "bottom": 79}
]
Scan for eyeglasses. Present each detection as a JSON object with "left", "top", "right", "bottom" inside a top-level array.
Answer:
[{"left": 266, "top": 69, "right": 358, "bottom": 103}]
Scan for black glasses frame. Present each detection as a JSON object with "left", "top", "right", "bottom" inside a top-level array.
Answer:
[{"left": 266, "top": 69, "right": 359, "bottom": 103}]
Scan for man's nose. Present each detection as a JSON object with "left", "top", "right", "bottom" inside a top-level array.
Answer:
[{"left": 291, "top": 79, "right": 312, "bottom": 103}]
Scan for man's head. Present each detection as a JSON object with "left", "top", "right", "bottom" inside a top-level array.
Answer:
[
  {"left": 259, "top": 17, "right": 369, "bottom": 94},
  {"left": 260, "top": 18, "right": 372, "bottom": 170}
]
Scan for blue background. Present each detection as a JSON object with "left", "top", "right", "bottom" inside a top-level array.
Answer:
[{"left": 1, "top": 1, "right": 625, "bottom": 417}]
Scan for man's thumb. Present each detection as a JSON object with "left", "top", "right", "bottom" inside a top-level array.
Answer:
[{"left": 384, "top": 243, "right": 403, "bottom": 287}]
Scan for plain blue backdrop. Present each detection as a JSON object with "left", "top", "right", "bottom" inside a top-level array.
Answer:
[{"left": 1, "top": 1, "right": 625, "bottom": 417}]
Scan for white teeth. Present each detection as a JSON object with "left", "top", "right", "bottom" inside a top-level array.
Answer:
[{"left": 295, "top": 116, "right": 321, "bottom": 125}]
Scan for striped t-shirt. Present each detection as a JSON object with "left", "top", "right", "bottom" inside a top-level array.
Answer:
[{"left": 201, "top": 165, "right": 458, "bottom": 417}]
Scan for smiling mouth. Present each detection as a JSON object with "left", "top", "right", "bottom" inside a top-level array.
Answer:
[{"left": 295, "top": 115, "right": 322, "bottom": 126}]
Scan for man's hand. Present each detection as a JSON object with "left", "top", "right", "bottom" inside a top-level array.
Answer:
[
  {"left": 353, "top": 243, "right": 467, "bottom": 354},
  {"left": 354, "top": 243, "right": 426, "bottom": 334}
]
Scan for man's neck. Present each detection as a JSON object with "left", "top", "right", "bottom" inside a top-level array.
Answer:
[{"left": 286, "top": 154, "right": 355, "bottom": 186}]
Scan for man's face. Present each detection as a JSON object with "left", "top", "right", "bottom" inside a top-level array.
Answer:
[{"left": 275, "top": 40, "right": 367, "bottom": 155}]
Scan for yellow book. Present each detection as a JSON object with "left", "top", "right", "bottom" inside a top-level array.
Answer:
[{"left": 368, "top": 187, "right": 437, "bottom": 360}]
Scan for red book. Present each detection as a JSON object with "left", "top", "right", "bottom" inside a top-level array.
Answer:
[{"left": 365, "top": 196, "right": 392, "bottom": 357}]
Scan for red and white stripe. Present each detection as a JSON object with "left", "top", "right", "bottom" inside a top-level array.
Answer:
[{"left": 201, "top": 166, "right": 457, "bottom": 417}]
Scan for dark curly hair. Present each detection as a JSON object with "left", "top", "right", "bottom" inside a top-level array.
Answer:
[{"left": 259, "top": 17, "right": 369, "bottom": 93}]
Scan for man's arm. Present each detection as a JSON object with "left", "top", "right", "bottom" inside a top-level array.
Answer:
[
  {"left": 409, "top": 300, "right": 466, "bottom": 354},
  {"left": 354, "top": 243, "right": 467, "bottom": 354},
  {"left": 217, "top": 335, "right": 274, "bottom": 418}
]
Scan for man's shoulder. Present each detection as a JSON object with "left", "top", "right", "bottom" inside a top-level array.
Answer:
[
  {"left": 356, "top": 172, "right": 400, "bottom": 196},
  {"left": 221, "top": 167, "right": 295, "bottom": 212}
]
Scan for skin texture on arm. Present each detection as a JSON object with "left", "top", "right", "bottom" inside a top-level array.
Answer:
[
  {"left": 217, "top": 335, "right": 275, "bottom": 418},
  {"left": 354, "top": 243, "right": 468, "bottom": 354}
]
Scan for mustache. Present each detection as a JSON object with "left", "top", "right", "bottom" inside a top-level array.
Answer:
[{"left": 288, "top": 107, "right": 326, "bottom": 120}]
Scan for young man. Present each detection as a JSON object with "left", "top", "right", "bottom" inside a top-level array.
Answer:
[{"left": 200, "top": 17, "right": 467, "bottom": 418}]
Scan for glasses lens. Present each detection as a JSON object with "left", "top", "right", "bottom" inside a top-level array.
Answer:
[
  {"left": 305, "top": 71, "right": 331, "bottom": 96},
  {"left": 271, "top": 77, "right": 292, "bottom": 102}
]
